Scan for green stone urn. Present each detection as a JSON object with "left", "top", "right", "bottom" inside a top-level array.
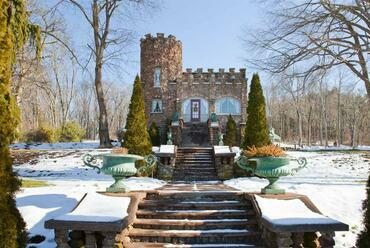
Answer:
[
  {"left": 83, "top": 153, "right": 156, "bottom": 192},
  {"left": 236, "top": 156, "right": 307, "bottom": 194}
]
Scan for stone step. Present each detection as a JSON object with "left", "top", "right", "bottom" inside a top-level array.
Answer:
[
  {"left": 172, "top": 174, "right": 217, "bottom": 178},
  {"left": 176, "top": 164, "right": 215, "bottom": 167},
  {"left": 174, "top": 169, "right": 216, "bottom": 172},
  {"left": 136, "top": 209, "right": 254, "bottom": 219},
  {"left": 150, "top": 191, "right": 245, "bottom": 199},
  {"left": 171, "top": 177, "right": 219, "bottom": 182},
  {"left": 128, "top": 228, "right": 261, "bottom": 244},
  {"left": 177, "top": 165, "right": 215, "bottom": 168},
  {"left": 133, "top": 218, "right": 257, "bottom": 230},
  {"left": 176, "top": 156, "right": 213, "bottom": 161},
  {"left": 177, "top": 160, "right": 213, "bottom": 163},
  {"left": 172, "top": 174, "right": 217, "bottom": 179},
  {"left": 125, "top": 242, "right": 261, "bottom": 248},
  {"left": 177, "top": 153, "right": 213, "bottom": 156},
  {"left": 139, "top": 200, "right": 251, "bottom": 210}
]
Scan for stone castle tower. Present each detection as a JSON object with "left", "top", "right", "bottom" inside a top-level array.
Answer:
[
  {"left": 141, "top": 33, "right": 182, "bottom": 127},
  {"left": 140, "top": 33, "right": 248, "bottom": 145}
]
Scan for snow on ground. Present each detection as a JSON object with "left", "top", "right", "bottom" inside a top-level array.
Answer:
[
  {"left": 11, "top": 140, "right": 121, "bottom": 150},
  {"left": 225, "top": 151, "right": 369, "bottom": 248},
  {"left": 12, "top": 144, "right": 369, "bottom": 248},
  {"left": 13, "top": 147, "right": 165, "bottom": 248}
]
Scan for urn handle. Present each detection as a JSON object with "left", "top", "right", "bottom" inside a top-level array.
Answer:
[
  {"left": 83, "top": 154, "right": 102, "bottom": 173},
  {"left": 235, "top": 155, "right": 255, "bottom": 174},
  {"left": 290, "top": 157, "right": 307, "bottom": 172}
]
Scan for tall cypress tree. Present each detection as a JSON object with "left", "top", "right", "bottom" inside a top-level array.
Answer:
[
  {"left": 224, "top": 115, "right": 237, "bottom": 146},
  {"left": 0, "top": 1, "right": 41, "bottom": 247},
  {"left": 123, "top": 75, "right": 152, "bottom": 156},
  {"left": 357, "top": 174, "right": 370, "bottom": 247},
  {"left": 242, "top": 73, "right": 270, "bottom": 149}
]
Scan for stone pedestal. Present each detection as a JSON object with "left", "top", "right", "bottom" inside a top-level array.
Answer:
[
  {"left": 102, "top": 232, "right": 116, "bottom": 248},
  {"left": 319, "top": 231, "right": 336, "bottom": 248},
  {"left": 303, "top": 232, "right": 320, "bottom": 248},
  {"left": 85, "top": 231, "right": 97, "bottom": 248},
  {"left": 214, "top": 155, "right": 235, "bottom": 180},
  {"left": 54, "top": 229, "right": 69, "bottom": 248},
  {"left": 171, "top": 123, "right": 182, "bottom": 145},
  {"left": 208, "top": 123, "right": 219, "bottom": 145}
]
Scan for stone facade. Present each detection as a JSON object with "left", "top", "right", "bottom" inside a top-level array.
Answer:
[{"left": 141, "top": 33, "right": 248, "bottom": 142}]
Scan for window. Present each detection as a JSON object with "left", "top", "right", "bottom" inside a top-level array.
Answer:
[
  {"left": 154, "top": 67, "right": 161, "bottom": 87},
  {"left": 151, "top": 99, "right": 163, "bottom": 113},
  {"left": 215, "top": 97, "right": 241, "bottom": 115}
]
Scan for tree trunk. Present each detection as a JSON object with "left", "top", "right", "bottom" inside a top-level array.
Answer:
[
  {"left": 95, "top": 63, "right": 112, "bottom": 148},
  {"left": 307, "top": 105, "right": 312, "bottom": 146},
  {"left": 319, "top": 112, "right": 323, "bottom": 146},
  {"left": 336, "top": 85, "right": 341, "bottom": 146},
  {"left": 297, "top": 109, "right": 303, "bottom": 147}
]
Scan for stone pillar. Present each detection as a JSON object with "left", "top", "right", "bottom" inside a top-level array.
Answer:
[
  {"left": 102, "top": 232, "right": 116, "bottom": 248},
  {"left": 304, "top": 232, "right": 320, "bottom": 248},
  {"left": 85, "top": 231, "right": 97, "bottom": 248},
  {"left": 209, "top": 99, "right": 215, "bottom": 113},
  {"left": 319, "top": 231, "right": 336, "bottom": 248},
  {"left": 54, "top": 229, "right": 69, "bottom": 248},
  {"left": 275, "top": 232, "right": 293, "bottom": 248},
  {"left": 214, "top": 154, "right": 235, "bottom": 180},
  {"left": 292, "top": 233, "right": 304, "bottom": 248}
]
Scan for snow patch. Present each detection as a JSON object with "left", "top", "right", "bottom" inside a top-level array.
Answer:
[
  {"left": 120, "top": 177, "right": 166, "bottom": 191},
  {"left": 214, "top": 146, "right": 232, "bottom": 154},
  {"left": 55, "top": 192, "right": 130, "bottom": 222},
  {"left": 157, "top": 145, "right": 175, "bottom": 154},
  {"left": 255, "top": 195, "right": 340, "bottom": 225}
]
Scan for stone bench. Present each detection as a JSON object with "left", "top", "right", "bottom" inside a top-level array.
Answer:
[
  {"left": 45, "top": 192, "right": 145, "bottom": 248},
  {"left": 248, "top": 193, "right": 349, "bottom": 248}
]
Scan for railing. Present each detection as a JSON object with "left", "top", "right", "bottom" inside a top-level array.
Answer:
[{"left": 182, "top": 114, "right": 209, "bottom": 123}]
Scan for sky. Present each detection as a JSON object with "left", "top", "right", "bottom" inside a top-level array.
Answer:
[{"left": 58, "top": 0, "right": 267, "bottom": 86}]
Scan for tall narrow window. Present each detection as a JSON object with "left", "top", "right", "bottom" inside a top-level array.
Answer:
[
  {"left": 151, "top": 99, "right": 163, "bottom": 113},
  {"left": 154, "top": 67, "right": 161, "bottom": 87}
]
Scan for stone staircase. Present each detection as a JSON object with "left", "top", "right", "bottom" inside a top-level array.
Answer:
[
  {"left": 125, "top": 184, "right": 263, "bottom": 247},
  {"left": 172, "top": 147, "right": 218, "bottom": 181},
  {"left": 181, "top": 123, "right": 210, "bottom": 147}
]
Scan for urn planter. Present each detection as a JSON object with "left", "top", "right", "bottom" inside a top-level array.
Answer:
[
  {"left": 236, "top": 155, "right": 307, "bottom": 194},
  {"left": 83, "top": 153, "right": 157, "bottom": 192}
]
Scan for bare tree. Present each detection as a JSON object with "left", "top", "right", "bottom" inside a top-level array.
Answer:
[
  {"left": 244, "top": 0, "right": 370, "bottom": 98},
  {"left": 63, "top": 0, "right": 155, "bottom": 147}
]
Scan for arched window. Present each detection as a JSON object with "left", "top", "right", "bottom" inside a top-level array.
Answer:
[{"left": 215, "top": 97, "right": 241, "bottom": 115}]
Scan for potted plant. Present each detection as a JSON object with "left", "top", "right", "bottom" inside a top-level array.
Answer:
[{"left": 236, "top": 145, "right": 306, "bottom": 194}]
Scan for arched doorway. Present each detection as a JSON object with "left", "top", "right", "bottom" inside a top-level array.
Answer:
[{"left": 181, "top": 97, "right": 209, "bottom": 123}]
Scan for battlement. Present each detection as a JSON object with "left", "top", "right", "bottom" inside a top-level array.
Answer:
[
  {"left": 140, "top": 33, "right": 181, "bottom": 45},
  {"left": 181, "top": 68, "right": 246, "bottom": 83}
]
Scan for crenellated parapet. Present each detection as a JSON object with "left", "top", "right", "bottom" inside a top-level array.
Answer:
[
  {"left": 180, "top": 68, "right": 246, "bottom": 85},
  {"left": 140, "top": 33, "right": 182, "bottom": 48}
]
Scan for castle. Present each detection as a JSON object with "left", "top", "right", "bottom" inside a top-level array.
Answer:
[{"left": 140, "top": 33, "right": 248, "bottom": 146}]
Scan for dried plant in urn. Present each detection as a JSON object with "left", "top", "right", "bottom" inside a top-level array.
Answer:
[{"left": 245, "top": 144, "right": 286, "bottom": 158}]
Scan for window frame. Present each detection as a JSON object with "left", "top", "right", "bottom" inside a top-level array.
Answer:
[
  {"left": 215, "top": 97, "right": 241, "bottom": 115},
  {"left": 151, "top": 99, "right": 163, "bottom": 113}
]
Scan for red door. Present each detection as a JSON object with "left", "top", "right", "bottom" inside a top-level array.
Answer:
[{"left": 191, "top": 99, "right": 201, "bottom": 122}]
